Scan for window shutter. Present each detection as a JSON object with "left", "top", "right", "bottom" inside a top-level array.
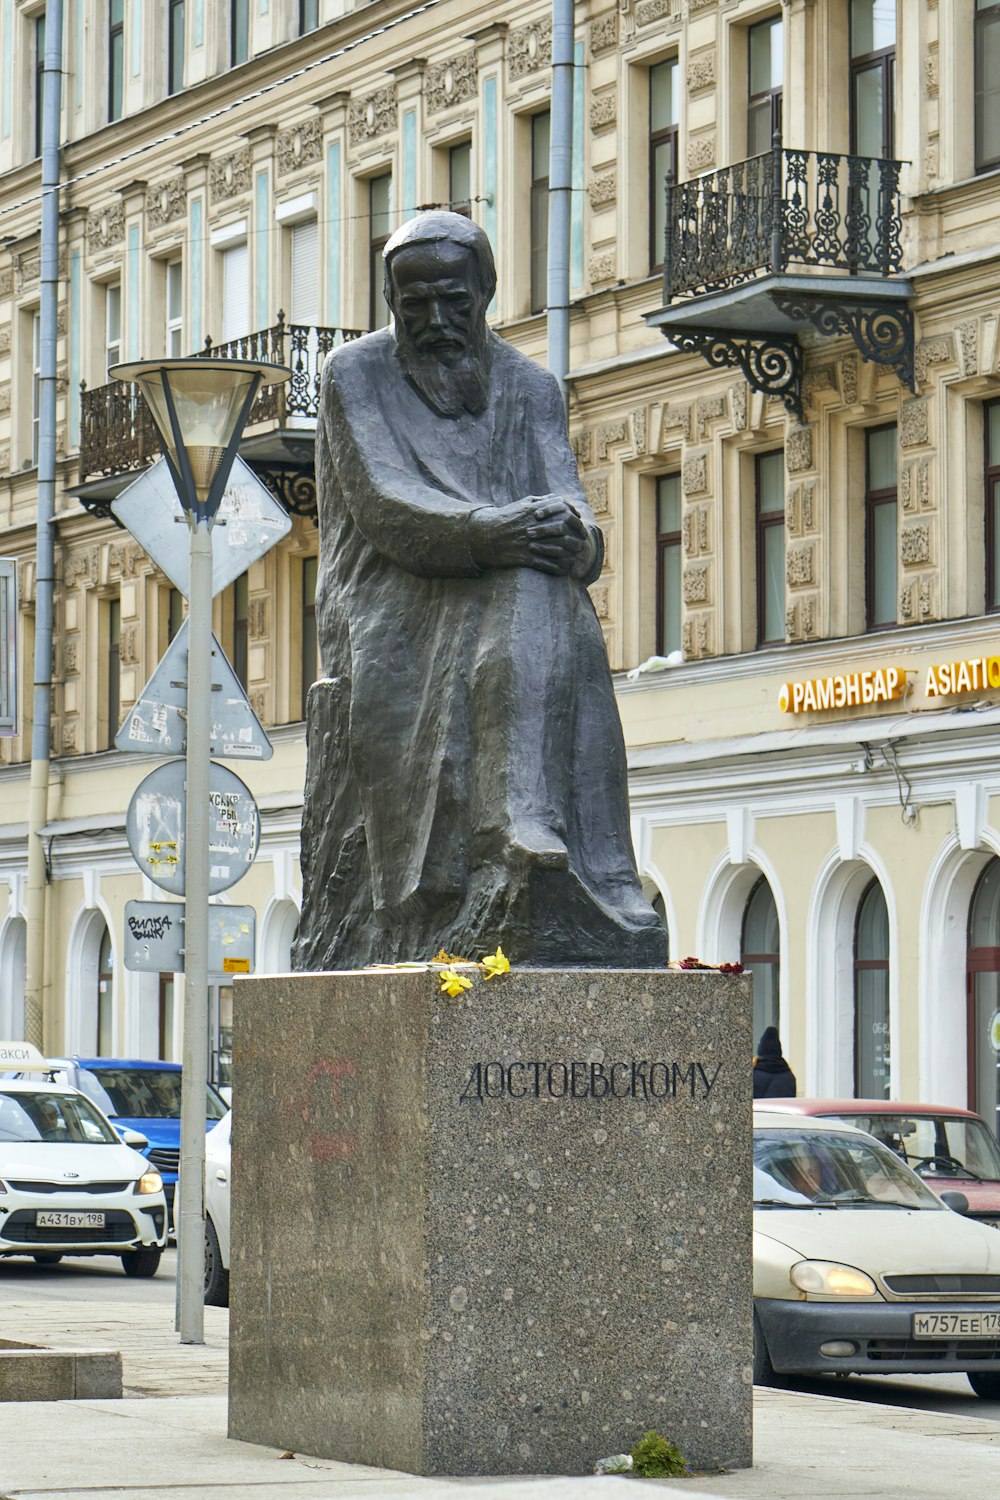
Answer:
[
  {"left": 290, "top": 221, "right": 319, "bottom": 325},
  {"left": 221, "top": 242, "right": 250, "bottom": 342}
]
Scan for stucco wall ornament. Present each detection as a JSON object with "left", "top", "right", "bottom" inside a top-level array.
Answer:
[
  {"left": 210, "top": 148, "right": 252, "bottom": 203},
  {"left": 508, "top": 19, "right": 552, "bottom": 79},
  {"left": 348, "top": 87, "right": 398, "bottom": 145},
  {"left": 425, "top": 51, "right": 478, "bottom": 114},
  {"left": 146, "top": 176, "right": 186, "bottom": 232},
  {"left": 86, "top": 204, "right": 126, "bottom": 255},
  {"left": 277, "top": 120, "right": 323, "bottom": 175}
]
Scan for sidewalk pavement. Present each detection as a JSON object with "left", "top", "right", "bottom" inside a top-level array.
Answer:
[{"left": 2, "top": 1297, "right": 1000, "bottom": 1500}]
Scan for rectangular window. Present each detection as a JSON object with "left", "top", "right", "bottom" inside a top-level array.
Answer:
[
  {"left": 107, "top": 597, "right": 121, "bottom": 744},
  {"left": 220, "top": 241, "right": 249, "bottom": 342},
  {"left": 104, "top": 283, "right": 122, "bottom": 374},
  {"left": 747, "top": 15, "right": 783, "bottom": 155},
  {"left": 976, "top": 1, "right": 1000, "bottom": 172},
  {"left": 649, "top": 58, "right": 679, "bottom": 272},
  {"left": 233, "top": 574, "right": 248, "bottom": 690},
  {"left": 369, "top": 173, "right": 392, "bottom": 331},
  {"left": 530, "top": 112, "right": 550, "bottom": 315},
  {"left": 301, "top": 554, "right": 318, "bottom": 718},
  {"left": 109, "top": 0, "right": 124, "bottom": 122},
  {"left": 166, "top": 586, "right": 184, "bottom": 644},
  {"left": 850, "top": 0, "right": 895, "bottom": 158},
  {"left": 231, "top": 0, "right": 249, "bottom": 65},
  {"left": 34, "top": 13, "right": 45, "bottom": 159},
  {"left": 31, "top": 312, "right": 41, "bottom": 468},
  {"left": 168, "top": 0, "right": 185, "bottom": 96},
  {"left": 449, "top": 141, "right": 472, "bottom": 217},
  {"left": 985, "top": 400, "right": 1000, "bottom": 611},
  {"left": 756, "top": 451, "right": 785, "bottom": 646},
  {"left": 656, "top": 474, "right": 682, "bottom": 657},
  {"left": 299, "top": 0, "right": 319, "bottom": 34},
  {"left": 158, "top": 975, "right": 176, "bottom": 1060},
  {"left": 865, "top": 424, "right": 898, "bottom": 630},
  {"left": 166, "top": 260, "right": 183, "bottom": 357}
]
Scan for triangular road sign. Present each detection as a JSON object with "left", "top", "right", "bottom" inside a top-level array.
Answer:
[
  {"left": 116, "top": 620, "right": 273, "bottom": 761},
  {"left": 111, "top": 455, "right": 291, "bottom": 599}
]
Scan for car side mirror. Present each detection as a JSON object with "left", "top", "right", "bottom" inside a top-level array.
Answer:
[
  {"left": 940, "top": 1190, "right": 970, "bottom": 1215},
  {"left": 119, "top": 1127, "right": 149, "bottom": 1150}
]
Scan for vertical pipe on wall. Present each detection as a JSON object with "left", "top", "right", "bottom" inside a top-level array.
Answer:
[
  {"left": 547, "top": 0, "right": 574, "bottom": 412},
  {"left": 24, "top": 0, "right": 63, "bottom": 1048}
]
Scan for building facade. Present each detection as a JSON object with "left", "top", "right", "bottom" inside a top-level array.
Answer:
[{"left": 0, "top": 1, "right": 998, "bottom": 1131}]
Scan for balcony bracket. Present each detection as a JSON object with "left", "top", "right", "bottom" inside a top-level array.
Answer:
[
  {"left": 772, "top": 293, "right": 915, "bottom": 394},
  {"left": 668, "top": 327, "right": 805, "bottom": 424},
  {"left": 252, "top": 464, "right": 318, "bottom": 521}
]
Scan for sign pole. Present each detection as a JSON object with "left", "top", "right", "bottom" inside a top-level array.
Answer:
[{"left": 177, "top": 516, "right": 213, "bottom": 1344}]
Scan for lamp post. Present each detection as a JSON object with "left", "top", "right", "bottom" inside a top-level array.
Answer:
[{"left": 110, "top": 357, "right": 289, "bottom": 1343}]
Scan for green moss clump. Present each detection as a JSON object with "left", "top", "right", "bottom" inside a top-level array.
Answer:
[{"left": 629, "top": 1429, "right": 689, "bottom": 1479}]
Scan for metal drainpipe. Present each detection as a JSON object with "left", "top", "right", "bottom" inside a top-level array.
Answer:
[
  {"left": 547, "top": 0, "right": 574, "bottom": 414},
  {"left": 24, "top": 0, "right": 63, "bottom": 1049}
]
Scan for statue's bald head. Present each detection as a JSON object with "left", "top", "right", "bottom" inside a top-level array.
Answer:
[{"left": 383, "top": 211, "right": 497, "bottom": 305}]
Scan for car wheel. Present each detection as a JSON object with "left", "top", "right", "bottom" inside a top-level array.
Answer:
[
  {"left": 121, "top": 1247, "right": 162, "bottom": 1279},
  {"left": 753, "top": 1309, "right": 781, "bottom": 1387},
  {"left": 32, "top": 1253, "right": 63, "bottom": 1266},
  {"left": 968, "top": 1372, "right": 1000, "bottom": 1400},
  {"left": 204, "top": 1216, "right": 230, "bottom": 1307}
]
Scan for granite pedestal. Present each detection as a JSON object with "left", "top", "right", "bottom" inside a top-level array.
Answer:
[{"left": 228, "top": 967, "right": 752, "bottom": 1476}]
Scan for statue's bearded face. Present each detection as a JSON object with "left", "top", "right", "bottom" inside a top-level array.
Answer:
[{"left": 387, "top": 241, "right": 492, "bottom": 417}]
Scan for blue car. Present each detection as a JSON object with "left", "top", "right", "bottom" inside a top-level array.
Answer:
[{"left": 40, "top": 1059, "right": 228, "bottom": 1228}]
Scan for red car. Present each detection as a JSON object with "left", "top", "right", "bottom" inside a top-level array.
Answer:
[{"left": 755, "top": 1099, "right": 1000, "bottom": 1227}]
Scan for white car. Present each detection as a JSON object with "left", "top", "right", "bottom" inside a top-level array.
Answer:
[
  {"left": 204, "top": 1109, "right": 231, "bottom": 1306},
  {"left": 754, "top": 1110, "right": 1000, "bottom": 1397},
  {"left": 0, "top": 1078, "right": 167, "bottom": 1276}
]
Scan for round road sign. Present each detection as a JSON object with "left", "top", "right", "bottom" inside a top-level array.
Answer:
[{"left": 126, "top": 759, "right": 260, "bottom": 897}]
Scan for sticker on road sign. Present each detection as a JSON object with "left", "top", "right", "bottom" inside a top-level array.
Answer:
[
  {"left": 991, "top": 1011, "right": 1000, "bottom": 1053},
  {"left": 126, "top": 760, "right": 260, "bottom": 897},
  {"left": 111, "top": 456, "right": 291, "bottom": 600},
  {"left": 123, "top": 900, "right": 256, "bottom": 974},
  {"left": 116, "top": 621, "right": 272, "bottom": 761}
]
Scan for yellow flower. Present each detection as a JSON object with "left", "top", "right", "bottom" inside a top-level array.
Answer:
[
  {"left": 433, "top": 948, "right": 470, "bottom": 964},
  {"left": 480, "top": 945, "right": 510, "bottom": 980},
  {"left": 439, "top": 969, "right": 474, "bottom": 998}
]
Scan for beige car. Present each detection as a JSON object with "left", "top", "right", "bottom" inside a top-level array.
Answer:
[{"left": 754, "top": 1111, "right": 1000, "bottom": 1398}]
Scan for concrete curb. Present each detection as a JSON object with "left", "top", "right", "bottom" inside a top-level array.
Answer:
[{"left": 0, "top": 1338, "right": 122, "bottom": 1401}]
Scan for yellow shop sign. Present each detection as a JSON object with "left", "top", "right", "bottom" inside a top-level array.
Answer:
[
  {"left": 926, "top": 656, "right": 1000, "bottom": 697},
  {"left": 778, "top": 666, "right": 907, "bottom": 714}
]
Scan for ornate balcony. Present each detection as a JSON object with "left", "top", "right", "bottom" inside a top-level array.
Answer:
[
  {"left": 74, "top": 314, "right": 364, "bottom": 521},
  {"left": 645, "top": 136, "right": 914, "bottom": 423}
]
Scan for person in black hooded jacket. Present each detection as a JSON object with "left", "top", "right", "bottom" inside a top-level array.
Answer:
[{"left": 753, "top": 1026, "right": 796, "bottom": 1099}]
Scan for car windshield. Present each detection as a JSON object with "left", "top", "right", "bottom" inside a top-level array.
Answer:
[
  {"left": 818, "top": 1112, "right": 1000, "bottom": 1180},
  {"left": 754, "top": 1126, "right": 943, "bottom": 1208},
  {"left": 77, "top": 1068, "right": 228, "bottom": 1121},
  {"left": 0, "top": 1089, "right": 120, "bottom": 1145}
]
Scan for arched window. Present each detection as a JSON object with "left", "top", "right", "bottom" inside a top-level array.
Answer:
[
  {"left": 854, "top": 879, "right": 890, "bottom": 1098},
  {"left": 968, "top": 858, "right": 1000, "bottom": 1138},
  {"left": 97, "top": 927, "right": 114, "bottom": 1056},
  {"left": 742, "top": 876, "right": 779, "bottom": 1045}
]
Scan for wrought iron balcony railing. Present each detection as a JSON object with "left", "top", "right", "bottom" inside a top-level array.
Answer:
[
  {"left": 78, "top": 313, "right": 364, "bottom": 484},
  {"left": 663, "top": 136, "right": 904, "bottom": 301}
]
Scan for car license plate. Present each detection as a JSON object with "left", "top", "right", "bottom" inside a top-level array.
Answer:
[
  {"left": 36, "top": 1211, "right": 105, "bottom": 1229},
  {"left": 912, "top": 1311, "right": 1000, "bottom": 1338}
]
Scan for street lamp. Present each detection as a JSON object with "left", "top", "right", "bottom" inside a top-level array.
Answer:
[{"left": 110, "top": 357, "right": 290, "bottom": 1344}]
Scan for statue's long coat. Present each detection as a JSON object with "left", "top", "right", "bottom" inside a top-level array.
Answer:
[{"left": 294, "top": 327, "right": 664, "bottom": 968}]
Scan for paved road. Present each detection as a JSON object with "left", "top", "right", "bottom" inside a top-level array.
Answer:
[
  {"left": 777, "top": 1369, "right": 1000, "bottom": 1424},
  {"left": 0, "top": 1244, "right": 178, "bottom": 1304}
]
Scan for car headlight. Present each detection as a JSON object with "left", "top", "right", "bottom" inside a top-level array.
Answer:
[
  {"left": 790, "top": 1260, "right": 878, "bottom": 1297},
  {"left": 134, "top": 1170, "right": 163, "bottom": 1195}
]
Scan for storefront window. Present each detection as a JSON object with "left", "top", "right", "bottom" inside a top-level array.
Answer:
[
  {"left": 968, "top": 859, "right": 1000, "bottom": 1140},
  {"left": 742, "top": 876, "right": 780, "bottom": 1045},
  {"left": 854, "top": 879, "right": 890, "bottom": 1098}
]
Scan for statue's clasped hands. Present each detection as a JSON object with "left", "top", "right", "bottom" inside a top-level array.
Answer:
[{"left": 470, "top": 496, "right": 596, "bottom": 578}]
